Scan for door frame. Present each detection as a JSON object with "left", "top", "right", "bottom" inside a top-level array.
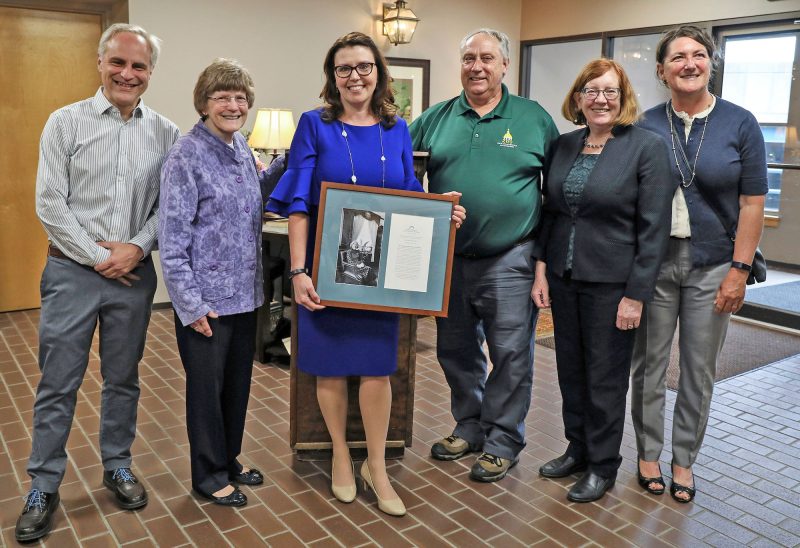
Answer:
[{"left": 0, "top": 0, "right": 127, "bottom": 26}]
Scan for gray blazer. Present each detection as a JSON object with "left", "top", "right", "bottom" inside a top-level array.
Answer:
[{"left": 534, "top": 124, "right": 675, "bottom": 302}]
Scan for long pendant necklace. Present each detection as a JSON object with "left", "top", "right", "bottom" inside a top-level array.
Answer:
[
  {"left": 666, "top": 100, "right": 710, "bottom": 188},
  {"left": 340, "top": 121, "right": 385, "bottom": 187}
]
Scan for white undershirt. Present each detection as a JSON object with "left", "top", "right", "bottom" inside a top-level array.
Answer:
[{"left": 670, "top": 96, "right": 716, "bottom": 238}]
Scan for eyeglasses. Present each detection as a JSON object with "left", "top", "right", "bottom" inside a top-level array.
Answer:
[
  {"left": 580, "top": 88, "right": 620, "bottom": 100},
  {"left": 334, "top": 63, "right": 376, "bottom": 78},
  {"left": 207, "top": 95, "right": 248, "bottom": 106}
]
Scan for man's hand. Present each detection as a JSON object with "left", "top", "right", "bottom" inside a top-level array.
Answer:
[{"left": 94, "top": 242, "right": 145, "bottom": 285}]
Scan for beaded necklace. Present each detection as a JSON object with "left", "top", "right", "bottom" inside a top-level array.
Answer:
[
  {"left": 340, "top": 121, "right": 385, "bottom": 187},
  {"left": 583, "top": 139, "right": 605, "bottom": 149},
  {"left": 666, "top": 100, "right": 710, "bottom": 188}
]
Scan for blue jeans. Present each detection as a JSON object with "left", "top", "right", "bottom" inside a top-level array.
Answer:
[{"left": 435, "top": 240, "right": 537, "bottom": 460}]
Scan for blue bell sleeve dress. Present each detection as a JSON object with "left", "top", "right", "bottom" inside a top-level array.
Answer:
[{"left": 266, "top": 109, "right": 423, "bottom": 376}]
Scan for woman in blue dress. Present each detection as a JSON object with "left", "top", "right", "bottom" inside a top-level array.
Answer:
[{"left": 267, "top": 32, "right": 464, "bottom": 517}]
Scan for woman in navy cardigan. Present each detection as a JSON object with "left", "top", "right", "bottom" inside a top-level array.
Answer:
[
  {"left": 631, "top": 26, "right": 767, "bottom": 504},
  {"left": 532, "top": 59, "right": 674, "bottom": 502}
]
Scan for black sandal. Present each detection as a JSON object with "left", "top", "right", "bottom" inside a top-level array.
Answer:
[
  {"left": 637, "top": 461, "right": 665, "bottom": 495},
  {"left": 670, "top": 462, "right": 695, "bottom": 503},
  {"left": 670, "top": 480, "right": 696, "bottom": 503}
]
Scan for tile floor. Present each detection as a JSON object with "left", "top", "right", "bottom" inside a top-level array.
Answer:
[{"left": 1, "top": 309, "right": 799, "bottom": 547}]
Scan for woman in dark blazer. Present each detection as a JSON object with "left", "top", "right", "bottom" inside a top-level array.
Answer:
[{"left": 531, "top": 59, "right": 674, "bottom": 502}]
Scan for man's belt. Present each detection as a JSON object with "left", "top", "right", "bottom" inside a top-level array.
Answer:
[
  {"left": 47, "top": 245, "right": 72, "bottom": 261},
  {"left": 457, "top": 234, "right": 534, "bottom": 260},
  {"left": 48, "top": 244, "right": 151, "bottom": 265}
]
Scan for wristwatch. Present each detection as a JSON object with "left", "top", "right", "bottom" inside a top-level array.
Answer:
[
  {"left": 730, "top": 261, "right": 752, "bottom": 272},
  {"left": 288, "top": 268, "right": 308, "bottom": 279}
]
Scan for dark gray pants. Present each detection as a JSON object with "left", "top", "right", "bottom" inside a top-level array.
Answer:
[
  {"left": 28, "top": 257, "right": 156, "bottom": 492},
  {"left": 436, "top": 241, "right": 537, "bottom": 460}
]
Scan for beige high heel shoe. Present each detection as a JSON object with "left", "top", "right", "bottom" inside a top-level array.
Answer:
[
  {"left": 331, "top": 455, "right": 356, "bottom": 503},
  {"left": 360, "top": 460, "right": 406, "bottom": 516}
]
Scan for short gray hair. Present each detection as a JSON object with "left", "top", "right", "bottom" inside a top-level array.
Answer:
[
  {"left": 460, "top": 28, "right": 510, "bottom": 62},
  {"left": 98, "top": 23, "right": 162, "bottom": 68}
]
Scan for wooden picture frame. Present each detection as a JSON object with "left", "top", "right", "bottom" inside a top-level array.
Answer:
[
  {"left": 311, "top": 182, "right": 457, "bottom": 317},
  {"left": 386, "top": 57, "right": 430, "bottom": 123}
]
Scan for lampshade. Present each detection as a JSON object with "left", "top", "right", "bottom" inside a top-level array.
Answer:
[
  {"left": 248, "top": 109, "right": 295, "bottom": 152},
  {"left": 382, "top": 1, "right": 420, "bottom": 45}
]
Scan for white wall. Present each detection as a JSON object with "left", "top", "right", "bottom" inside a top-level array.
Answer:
[
  {"left": 129, "top": 0, "right": 522, "bottom": 302},
  {"left": 132, "top": 0, "right": 522, "bottom": 132}
]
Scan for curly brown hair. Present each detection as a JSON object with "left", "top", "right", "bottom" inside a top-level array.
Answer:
[{"left": 320, "top": 32, "right": 397, "bottom": 128}]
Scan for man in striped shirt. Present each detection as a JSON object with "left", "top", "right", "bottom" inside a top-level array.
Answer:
[{"left": 16, "top": 23, "right": 179, "bottom": 543}]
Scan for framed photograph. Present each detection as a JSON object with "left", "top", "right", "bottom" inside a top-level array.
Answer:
[
  {"left": 312, "top": 182, "right": 457, "bottom": 316},
  {"left": 386, "top": 57, "right": 430, "bottom": 123}
]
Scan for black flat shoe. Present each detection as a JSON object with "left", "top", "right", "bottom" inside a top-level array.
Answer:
[
  {"left": 233, "top": 468, "right": 264, "bottom": 486},
  {"left": 567, "top": 471, "right": 616, "bottom": 503},
  {"left": 196, "top": 486, "right": 247, "bottom": 507},
  {"left": 637, "top": 462, "right": 665, "bottom": 495},
  {"left": 15, "top": 490, "right": 59, "bottom": 542},
  {"left": 103, "top": 468, "right": 148, "bottom": 510},
  {"left": 670, "top": 462, "right": 696, "bottom": 503},
  {"left": 539, "top": 453, "right": 588, "bottom": 478}
]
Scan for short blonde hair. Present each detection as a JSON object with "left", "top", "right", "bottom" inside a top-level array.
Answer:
[
  {"left": 561, "top": 58, "right": 639, "bottom": 127},
  {"left": 193, "top": 58, "right": 255, "bottom": 118}
]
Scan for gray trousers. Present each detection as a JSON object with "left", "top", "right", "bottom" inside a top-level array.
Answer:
[
  {"left": 436, "top": 240, "right": 537, "bottom": 460},
  {"left": 630, "top": 238, "right": 730, "bottom": 468},
  {"left": 28, "top": 256, "right": 156, "bottom": 492}
]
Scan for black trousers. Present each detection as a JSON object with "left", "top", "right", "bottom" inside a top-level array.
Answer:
[
  {"left": 174, "top": 310, "right": 256, "bottom": 495},
  {"left": 548, "top": 272, "right": 635, "bottom": 478}
]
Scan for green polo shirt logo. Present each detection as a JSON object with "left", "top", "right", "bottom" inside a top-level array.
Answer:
[{"left": 498, "top": 128, "right": 517, "bottom": 148}]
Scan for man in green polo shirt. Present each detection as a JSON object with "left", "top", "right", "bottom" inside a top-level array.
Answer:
[{"left": 410, "top": 28, "right": 558, "bottom": 482}]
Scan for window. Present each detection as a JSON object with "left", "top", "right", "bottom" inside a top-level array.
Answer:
[
  {"left": 610, "top": 33, "right": 671, "bottom": 111},
  {"left": 719, "top": 29, "right": 800, "bottom": 214},
  {"left": 526, "top": 39, "right": 602, "bottom": 134}
]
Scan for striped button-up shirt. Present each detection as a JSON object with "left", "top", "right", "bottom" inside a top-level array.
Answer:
[{"left": 36, "top": 88, "right": 180, "bottom": 266}]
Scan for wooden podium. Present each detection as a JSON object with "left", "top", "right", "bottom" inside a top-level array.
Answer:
[{"left": 288, "top": 310, "right": 417, "bottom": 458}]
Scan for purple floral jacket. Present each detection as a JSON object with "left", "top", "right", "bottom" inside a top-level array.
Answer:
[{"left": 159, "top": 121, "right": 265, "bottom": 326}]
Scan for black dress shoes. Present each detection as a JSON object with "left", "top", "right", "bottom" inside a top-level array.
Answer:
[
  {"left": 196, "top": 486, "right": 248, "bottom": 507},
  {"left": 103, "top": 468, "right": 148, "bottom": 510},
  {"left": 232, "top": 468, "right": 264, "bottom": 486},
  {"left": 15, "top": 489, "right": 60, "bottom": 542},
  {"left": 539, "top": 453, "right": 588, "bottom": 478},
  {"left": 567, "top": 471, "right": 616, "bottom": 503}
]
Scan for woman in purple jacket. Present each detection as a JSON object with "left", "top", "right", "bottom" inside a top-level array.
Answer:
[{"left": 159, "top": 59, "right": 265, "bottom": 507}]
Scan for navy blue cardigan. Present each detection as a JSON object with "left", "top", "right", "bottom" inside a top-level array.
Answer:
[{"left": 638, "top": 98, "right": 768, "bottom": 268}]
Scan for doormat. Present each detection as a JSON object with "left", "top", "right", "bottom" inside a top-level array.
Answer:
[{"left": 535, "top": 319, "right": 800, "bottom": 389}]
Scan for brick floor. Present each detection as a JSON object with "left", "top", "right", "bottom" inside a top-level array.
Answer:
[{"left": 1, "top": 308, "right": 799, "bottom": 547}]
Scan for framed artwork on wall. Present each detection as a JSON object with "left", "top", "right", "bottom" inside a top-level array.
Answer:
[{"left": 386, "top": 57, "right": 430, "bottom": 123}]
